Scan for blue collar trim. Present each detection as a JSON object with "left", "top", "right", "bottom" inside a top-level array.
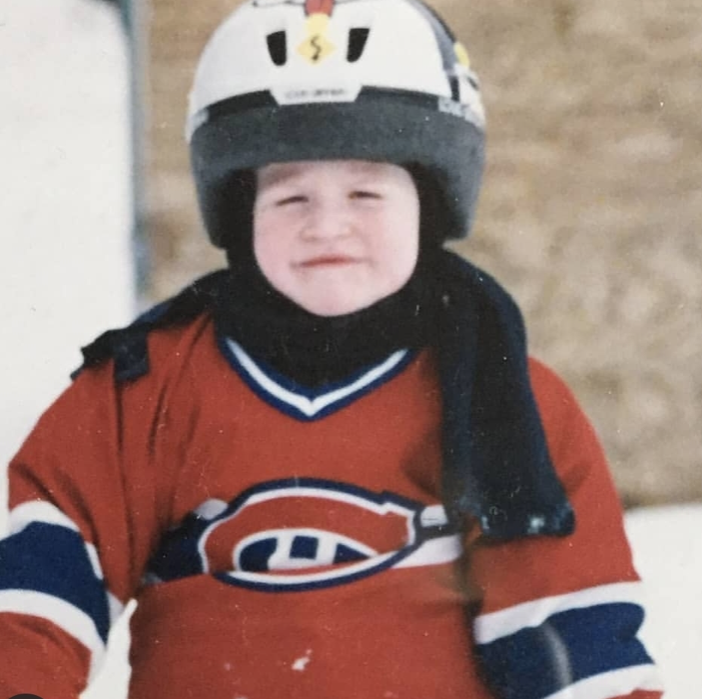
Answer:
[{"left": 218, "top": 335, "right": 415, "bottom": 421}]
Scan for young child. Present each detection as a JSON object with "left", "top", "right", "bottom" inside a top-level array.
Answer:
[{"left": 0, "top": 1, "right": 662, "bottom": 697}]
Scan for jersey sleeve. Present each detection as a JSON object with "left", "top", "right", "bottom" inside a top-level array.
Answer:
[
  {"left": 465, "top": 359, "right": 663, "bottom": 699},
  {"left": 0, "top": 361, "right": 159, "bottom": 697}
]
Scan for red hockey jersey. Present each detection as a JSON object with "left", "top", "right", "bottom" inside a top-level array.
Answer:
[{"left": 0, "top": 314, "right": 662, "bottom": 698}]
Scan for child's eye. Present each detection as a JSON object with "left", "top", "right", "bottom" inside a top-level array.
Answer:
[
  {"left": 275, "top": 195, "right": 307, "bottom": 206},
  {"left": 350, "top": 190, "right": 381, "bottom": 200}
]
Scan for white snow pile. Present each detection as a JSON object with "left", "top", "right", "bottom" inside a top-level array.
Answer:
[
  {"left": 0, "top": 0, "right": 134, "bottom": 482},
  {"left": 1, "top": 1, "right": 699, "bottom": 698},
  {"left": 626, "top": 504, "right": 702, "bottom": 699}
]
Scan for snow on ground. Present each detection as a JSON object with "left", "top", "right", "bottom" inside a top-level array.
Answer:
[
  {"left": 0, "top": 0, "right": 134, "bottom": 486},
  {"left": 626, "top": 505, "right": 702, "bottom": 699},
  {"left": 1, "top": 1, "right": 700, "bottom": 697}
]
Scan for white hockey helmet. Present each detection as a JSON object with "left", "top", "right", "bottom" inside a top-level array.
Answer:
[{"left": 188, "top": 0, "right": 486, "bottom": 248}]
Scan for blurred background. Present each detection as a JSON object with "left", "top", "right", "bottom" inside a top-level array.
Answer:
[{"left": 1, "top": 0, "right": 700, "bottom": 696}]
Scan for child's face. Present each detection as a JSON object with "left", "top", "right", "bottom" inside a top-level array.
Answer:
[{"left": 253, "top": 160, "right": 420, "bottom": 317}]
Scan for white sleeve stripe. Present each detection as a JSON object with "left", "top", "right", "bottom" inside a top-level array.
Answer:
[
  {"left": 544, "top": 664, "right": 663, "bottom": 699},
  {"left": 395, "top": 534, "right": 462, "bottom": 568},
  {"left": 474, "top": 581, "right": 644, "bottom": 644},
  {"left": 9, "top": 501, "right": 79, "bottom": 535},
  {"left": 0, "top": 589, "right": 106, "bottom": 679}
]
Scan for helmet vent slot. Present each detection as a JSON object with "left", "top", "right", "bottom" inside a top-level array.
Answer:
[
  {"left": 266, "top": 31, "right": 288, "bottom": 66},
  {"left": 347, "top": 27, "right": 370, "bottom": 63}
]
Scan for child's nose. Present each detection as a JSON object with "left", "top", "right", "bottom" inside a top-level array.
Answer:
[{"left": 301, "top": 199, "right": 352, "bottom": 241}]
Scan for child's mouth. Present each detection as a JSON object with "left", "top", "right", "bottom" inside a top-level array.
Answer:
[{"left": 298, "top": 255, "right": 360, "bottom": 268}]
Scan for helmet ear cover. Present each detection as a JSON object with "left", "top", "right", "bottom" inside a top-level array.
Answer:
[{"left": 190, "top": 95, "right": 485, "bottom": 250}]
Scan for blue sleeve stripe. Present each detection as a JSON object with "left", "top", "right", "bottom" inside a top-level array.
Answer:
[
  {"left": 0, "top": 521, "right": 111, "bottom": 644},
  {"left": 475, "top": 602, "right": 655, "bottom": 699},
  {"left": 474, "top": 581, "right": 644, "bottom": 644},
  {"left": 9, "top": 502, "right": 125, "bottom": 626}
]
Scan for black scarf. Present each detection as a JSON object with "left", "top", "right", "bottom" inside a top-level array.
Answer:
[
  {"left": 213, "top": 249, "right": 436, "bottom": 387},
  {"left": 78, "top": 250, "right": 574, "bottom": 540}
]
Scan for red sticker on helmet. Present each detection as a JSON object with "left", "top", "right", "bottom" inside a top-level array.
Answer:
[{"left": 305, "top": 0, "right": 335, "bottom": 16}]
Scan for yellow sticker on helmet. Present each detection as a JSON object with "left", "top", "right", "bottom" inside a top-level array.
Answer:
[
  {"left": 454, "top": 42, "right": 471, "bottom": 69},
  {"left": 298, "top": 13, "right": 336, "bottom": 64}
]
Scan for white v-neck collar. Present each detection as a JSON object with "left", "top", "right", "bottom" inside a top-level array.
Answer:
[{"left": 222, "top": 337, "right": 414, "bottom": 421}]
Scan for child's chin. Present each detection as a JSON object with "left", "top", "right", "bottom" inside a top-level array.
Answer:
[{"left": 296, "top": 294, "right": 376, "bottom": 318}]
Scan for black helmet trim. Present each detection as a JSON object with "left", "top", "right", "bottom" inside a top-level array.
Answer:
[{"left": 190, "top": 93, "right": 484, "bottom": 249}]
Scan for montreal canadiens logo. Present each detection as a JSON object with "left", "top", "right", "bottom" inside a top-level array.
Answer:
[{"left": 196, "top": 479, "right": 425, "bottom": 591}]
